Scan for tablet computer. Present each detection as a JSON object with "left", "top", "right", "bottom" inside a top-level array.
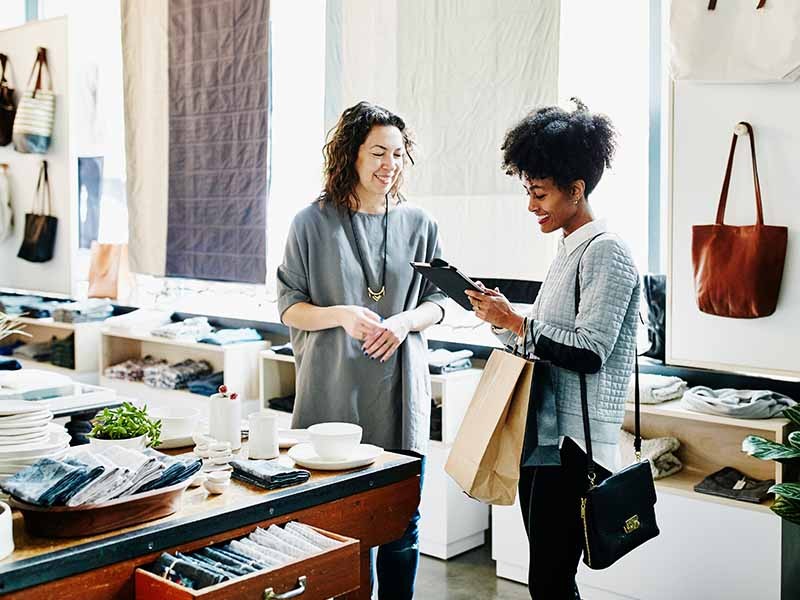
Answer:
[{"left": 410, "top": 258, "right": 483, "bottom": 311}]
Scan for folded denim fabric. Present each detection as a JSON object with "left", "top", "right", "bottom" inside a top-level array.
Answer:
[
  {"left": 197, "top": 547, "right": 260, "bottom": 574},
  {"left": 230, "top": 459, "right": 310, "bottom": 488},
  {"left": 66, "top": 451, "right": 124, "bottom": 506},
  {"left": 138, "top": 450, "right": 202, "bottom": 492},
  {"left": 0, "top": 295, "right": 45, "bottom": 315},
  {"left": 20, "top": 305, "right": 51, "bottom": 319},
  {"left": 199, "top": 328, "right": 262, "bottom": 346},
  {"left": 151, "top": 552, "right": 227, "bottom": 589},
  {"left": 0, "top": 358, "right": 20, "bottom": 370},
  {"left": 267, "top": 394, "right": 294, "bottom": 413},
  {"left": 182, "top": 552, "right": 243, "bottom": 578},
  {"left": 187, "top": 371, "right": 225, "bottom": 397},
  {"left": 50, "top": 458, "right": 105, "bottom": 505},
  {"left": 0, "top": 340, "right": 24, "bottom": 356},
  {"left": 683, "top": 387, "right": 797, "bottom": 419},
  {"left": 694, "top": 467, "right": 774, "bottom": 504},
  {"left": 100, "top": 446, "right": 163, "bottom": 498},
  {"left": 214, "top": 546, "right": 271, "bottom": 570},
  {"left": 2, "top": 458, "right": 87, "bottom": 506}
]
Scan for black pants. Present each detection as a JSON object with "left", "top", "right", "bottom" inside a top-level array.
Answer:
[{"left": 518, "top": 437, "right": 611, "bottom": 600}]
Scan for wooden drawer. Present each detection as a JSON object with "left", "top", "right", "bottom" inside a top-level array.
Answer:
[{"left": 134, "top": 527, "right": 359, "bottom": 600}]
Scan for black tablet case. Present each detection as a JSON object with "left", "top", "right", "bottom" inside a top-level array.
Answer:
[{"left": 411, "top": 261, "right": 480, "bottom": 311}]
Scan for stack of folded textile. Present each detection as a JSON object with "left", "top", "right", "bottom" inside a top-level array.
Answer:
[
  {"left": 629, "top": 374, "right": 688, "bottom": 405},
  {"left": 1, "top": 447, "right": 201, "bottom": 507},
  {"left": 430, "top": 398, "right": 443, "bottom": 441},
  {"left": 50, "top": 334, "right": 75, "bottom": 369},
  {"left": 619, "top": 429, "right": 683, "bottom": 480},
  {"left": 102, "top": 309, "right": 173, "bottom": 335},
  {"left": 187, "top": 372, "right": 225, "bottom": 396},
  {"left": 151, "top": 317, "right": 214, "bottom": 342},
  {"left": 229, "top": 459, "right": 310, "bottom": 490},
  {"left": 144, "top": 359, "right": 212, "bottom": 390},
  {"left": 0, "top": 295, "right": 45, "bottom": 315},
  {"left": 0, "top": 340, "right": 25, "bottom": 356},
  {"left": 146, "top": 521, "right": 342, "bottom": 589},
  {"left": 12, "top": 340, "right": 52, "bottom": 362},
  {"left": 270, "top": 342, "right": 293, "bottom": 356},
  {"left": 199, "top": 328, "right": 262, "bottom": 346},
  {"left": 428, "top": 348, "right": 473, "bottom": 374},
  {"left": 53, "top": 299, "right": 114, "bottom": 323},
  {"left": 0, "top": 358, "right": 20, "bottom": 370},
  {"left": 267, "top": 394, "right": 294, "bottom": 413},
  {"left": 682, "top": 386, "right": 796, "bottom": 419},
  {"left": 104, "top": 356, "right": 168, "bottom": 381}
]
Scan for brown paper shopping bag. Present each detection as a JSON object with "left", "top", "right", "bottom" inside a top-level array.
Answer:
[
  {"left": 88, "top": 242, "right": 133, "bottom": 300},
  {"left": 445, "top": 348, "right": 534, "bottom": 506}
]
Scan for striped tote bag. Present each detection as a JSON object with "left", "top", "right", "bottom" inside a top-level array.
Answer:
[{"left": 12, "top": 47, "right": 54, "bottom": 154}]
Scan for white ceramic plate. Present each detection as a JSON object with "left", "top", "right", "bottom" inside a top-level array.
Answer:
[
  {"left": 0, "top": 429, "right": 70, "bottom": 459},
  {"left": 287, "top": 443, "right": 382, "bottom": 471},
  {"left": 0, "top": 410, "right": 51, "bottom": 426},
  {"left": 0, "top": 401, "right": 50, "bottom": 417},
  {"left": 278, "top": 428, "right": 309, "bottom": 449},
  {"left": 0, "top": 429, "right": 49, "bottom": 445}
]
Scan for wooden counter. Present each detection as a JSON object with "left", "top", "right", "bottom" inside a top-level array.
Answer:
[{"left": 0, "top": 451, "right": 421, "bottom": 599}]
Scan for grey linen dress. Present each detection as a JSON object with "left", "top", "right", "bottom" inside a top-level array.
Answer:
[{"left": 277, "top": 200, "right": 446, "bottom": 454}]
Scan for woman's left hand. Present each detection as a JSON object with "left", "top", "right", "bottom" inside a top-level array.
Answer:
[
  {"left": 465, "top": 283, "right": 520, "bottom": 330},
  {"left": 362, "top": 314, "right": 411, "bottom": 362}
]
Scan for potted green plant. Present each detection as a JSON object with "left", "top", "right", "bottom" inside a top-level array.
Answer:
[
  {"left": 88, "top": 402, "right": 162, "bottom": 450},
  {"left": 742, "top": 405, "right": 800, "bottom": 525}
]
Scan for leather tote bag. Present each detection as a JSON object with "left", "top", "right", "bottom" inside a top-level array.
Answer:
[
  {"left": 88, "top": 242, "right": 133, "bottom": 300},
  {"left": 13, "top": 47, "right": 55, "bottom": 154},
  {"left": 691, "top": 122, "right": 788, "bottom": 319},
  {"left": 17, "top": 160, "right": 57, "bottom": 263},
  {"left": 670, "top": 0, "right": 800, "bottom": 81},
  {"left": 0, "top": 54, "right": 15, "bottom": 147}
]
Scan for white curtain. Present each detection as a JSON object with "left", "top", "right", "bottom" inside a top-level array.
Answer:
[{"left": 121, "top": 0, "right": 169, "bottom": 275}]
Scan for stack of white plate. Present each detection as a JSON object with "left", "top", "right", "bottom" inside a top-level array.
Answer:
[{"left": 0, "top": 401, "right": 71, "bottom": 483}]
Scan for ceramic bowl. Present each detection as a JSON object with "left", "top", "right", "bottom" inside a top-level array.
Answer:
[
  {"left": 308, "top": 422, "right": 363, "bottom": 461},
  {"left": 148, "top": 406, "right": 200, "bottom": 441},
  {"left": 203, "top": 479, "right": 230, "bottom": 495},
  {"left": 89, "top": 434, "right": 147, "bottom": 451}
]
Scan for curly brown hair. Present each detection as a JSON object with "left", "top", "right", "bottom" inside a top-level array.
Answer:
[{"left": 320, "top": 101, "right": 415, "bottom": 211}]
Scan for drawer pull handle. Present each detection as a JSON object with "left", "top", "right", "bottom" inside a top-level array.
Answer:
[{"left": 264, "top": 575, "right": 307, "bottom": 600}]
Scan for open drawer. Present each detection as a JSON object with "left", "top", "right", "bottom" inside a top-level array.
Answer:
[{"left": 134, "top": 527, "right": 360, "bottom": 599}]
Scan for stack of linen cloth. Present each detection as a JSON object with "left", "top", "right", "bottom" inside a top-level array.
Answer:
[
  {"left": 629, "top": 373, "right": 688, "bottom": 404},
  {"left": 102, "top": 309, "right": 173, "bottom": 335},
  {"left": 619, "top": 429, "right": 683, "bottom": 479},
  {"left": 103, "top": 356, "right": 168, "bottom": 381},
  {"left": 427, "top": 348, "right": 473, "bottom": 374},
  {"left": 53, "top": 299, "right": 113, "bottom": 323},
  {"left": 682, "top": 387, "right": 796, "bottom": 419},
  {"left": 151, "top": 317, "right": 214, "bottom": 341},
  {"left": 230, "top": 459, "right": 310, "bottom": 490},
  {"left": 199, "top": 328, "right": 261, "bottom": 345},
  {"left": 146, "top": 521, "right": 342, "bottom": 589},
  {"left": 143, "top": 359, "right": 213, "bottom": 390},
  {"left": 1, "top": 447, "right": 201, "bottom": 506}
]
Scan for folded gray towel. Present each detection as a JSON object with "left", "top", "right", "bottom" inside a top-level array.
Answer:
[
  {"left": 620, "top": 429, "right": 683, "bottom": 480},
  {"left": 683, "top": 387, "right": 796, "bottom": 419},
  {"left": 629, "top": 374, "right": 688, "bottom": 405}
]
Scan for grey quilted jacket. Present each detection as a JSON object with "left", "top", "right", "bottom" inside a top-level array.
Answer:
[{"left": 502, "top": 228, "right": 640, "bottom": 451}]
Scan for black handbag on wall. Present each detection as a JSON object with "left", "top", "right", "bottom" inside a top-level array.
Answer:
[
  {"left": 0, "top": 54, "right": 15, "bottom": 147},
  {"left": 17, "top": 160, "right": 57, "bottom": 263},
  {"left": 574, "top": 240, "right": 660, "bottom": 570},
  {"left": 641, "top": 274, "right": 666, "bottom": 362}
]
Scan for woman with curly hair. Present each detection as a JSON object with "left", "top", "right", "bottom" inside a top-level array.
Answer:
[
  {"left": 277, "top": 101, "right": 445, "bottom": 599},
  {"left": 466, "top": 99, "right": 640, "bottom": 600}
]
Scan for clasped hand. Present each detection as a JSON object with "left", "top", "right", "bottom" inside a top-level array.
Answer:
[{"left": 339, "top": 306, "right": 410, "bottom": 362}]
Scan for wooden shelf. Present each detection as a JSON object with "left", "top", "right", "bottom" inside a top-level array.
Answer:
[
  {"left": 15, "top": 316, "right": 82, "bottom": 331},
  {"left": 102, "top": 329, "right": 266, "bottom": 353},
  {"left": 654, "top": 467, "right": 774, "bottom": 514},
  {"left": 625, "top": 398, "right": 790, "bottom": 434}
]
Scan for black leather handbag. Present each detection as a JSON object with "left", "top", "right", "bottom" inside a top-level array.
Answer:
[
  {"left": 574, "top": 240, "right": 660, "bottom": 570},
  {"left": 17, "top": 160, "right": 58, "bottom": 263},
  {"left": 641, "top": 274, "right": 666, "bottom": 362},
  {"left": 0, "top": 54, "right": 15, "bottom": 147}
]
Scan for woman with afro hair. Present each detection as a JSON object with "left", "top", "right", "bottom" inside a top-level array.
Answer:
[{"left": 466, "top": 99, "right": 640, "bottom": 599}]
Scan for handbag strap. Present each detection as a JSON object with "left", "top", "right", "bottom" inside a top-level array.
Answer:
[
  {"left": 574, "top": 233, "right": 641, "bottom": 486},
  {"left": 0, "top": 54, "right": 8, "bottom": 86},
  {"left": 26, "top": 47, "right": 52, "bottom": 97},
  {"left": 34, "top": 161, "right": 52, "bottom": 216},
  {"left": 707, "top": 0, "right": 766, "bottom": 8},
  {"left": 716, "top": 121, "right": 763, "bottom": 226}
]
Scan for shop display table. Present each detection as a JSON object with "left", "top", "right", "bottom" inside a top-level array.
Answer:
[{"left": 0, "top": 450, "right": 421, "bottom": 599}]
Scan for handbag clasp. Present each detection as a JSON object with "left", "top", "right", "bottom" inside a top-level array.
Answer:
[{"left": 624, "top": 515, "right": 641, "bottom": 534}]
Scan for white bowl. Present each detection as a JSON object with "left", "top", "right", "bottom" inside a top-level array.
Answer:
[
  {"left": 88, "top": 434, "right": 147, "bottom": 451},
  {"left": 148, "top": 406, "right": 200, "bottom": 441},
  {"left": 308, "top": 422, "right": 362, "bottom": 461}
]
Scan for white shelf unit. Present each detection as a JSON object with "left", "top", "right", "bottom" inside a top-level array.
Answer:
[
  {"left": 258, "top": 349, "right": 489, "bottom": 559},
  {"left": 6, "top": 317, "right": 104, "bottom": 384},
  {"left": 492, "top": 400, "right": 796, "bottom": 599},
  {"left": 99, "top": 330, "right": 268, "bottom": 419}
]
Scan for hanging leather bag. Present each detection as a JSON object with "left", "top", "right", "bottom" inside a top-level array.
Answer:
[
  {"left": 13, "top": 47, "right": 55, "bottom": 154},
  {"left": 88, "top": 242, "right": 133, "bottom": 300},
  {"left": 0, "top": 54, "right": 16, "bottom": 146},
  {"left": 17, "top": 160, "right": 57, "bottom": 263},
  {"left": 574, "top": 240, "right": 660, "bottom": 570},
  {"left": 691, "top": 122, "right": 788, "bottom": 319}
]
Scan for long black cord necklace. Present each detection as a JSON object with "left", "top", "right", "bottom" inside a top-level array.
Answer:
[{"left": 349, "top": 194, "right": 388, "bottom": 302}]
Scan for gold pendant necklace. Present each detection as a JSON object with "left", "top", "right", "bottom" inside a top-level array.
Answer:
[
  {"left": 349, "top": 195, "right": 389, "bottom": 303},
  {"left": 368, "top": 286, "right": 385, "bottom": 302}
]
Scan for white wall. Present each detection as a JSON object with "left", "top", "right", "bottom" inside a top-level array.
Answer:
[
  {"left": 0, "top": 17, "right": 72, "bottom": 296},
  {"left": 668, "top": 80, "right": 800, "bottom": 378}
]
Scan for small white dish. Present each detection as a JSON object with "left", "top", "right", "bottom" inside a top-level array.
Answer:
[
  {"left": 308, "top": 422, "right": 362, "bottom": 461},
  {"left": 209, "top": 454, "right": 232, "bottom": 465},
  {"left": 189, "top": 473, "right": 207, "bottom": 488},
  {"left": 156, "top": 435, "right": 196, "bottom": 450},
  {"left": 288, "top": 443, "right": 382, "bottom": 471},
  {"left": 278, "top": 428, "right": 309, "bottom": 449},
  {"left": 203, "top": 479, "right": 230, "bottom": 495},
  {"left": 206, "top": 470, "right": 231, "bottom": 484}
]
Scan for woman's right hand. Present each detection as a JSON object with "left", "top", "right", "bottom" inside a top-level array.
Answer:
[{"left": 336, "top": 306, "right": 383, "bottom": 341}]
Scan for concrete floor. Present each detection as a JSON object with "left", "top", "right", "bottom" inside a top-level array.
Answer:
[{"left": 415, "top": 542, "right": 529, "bottom": 600}]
